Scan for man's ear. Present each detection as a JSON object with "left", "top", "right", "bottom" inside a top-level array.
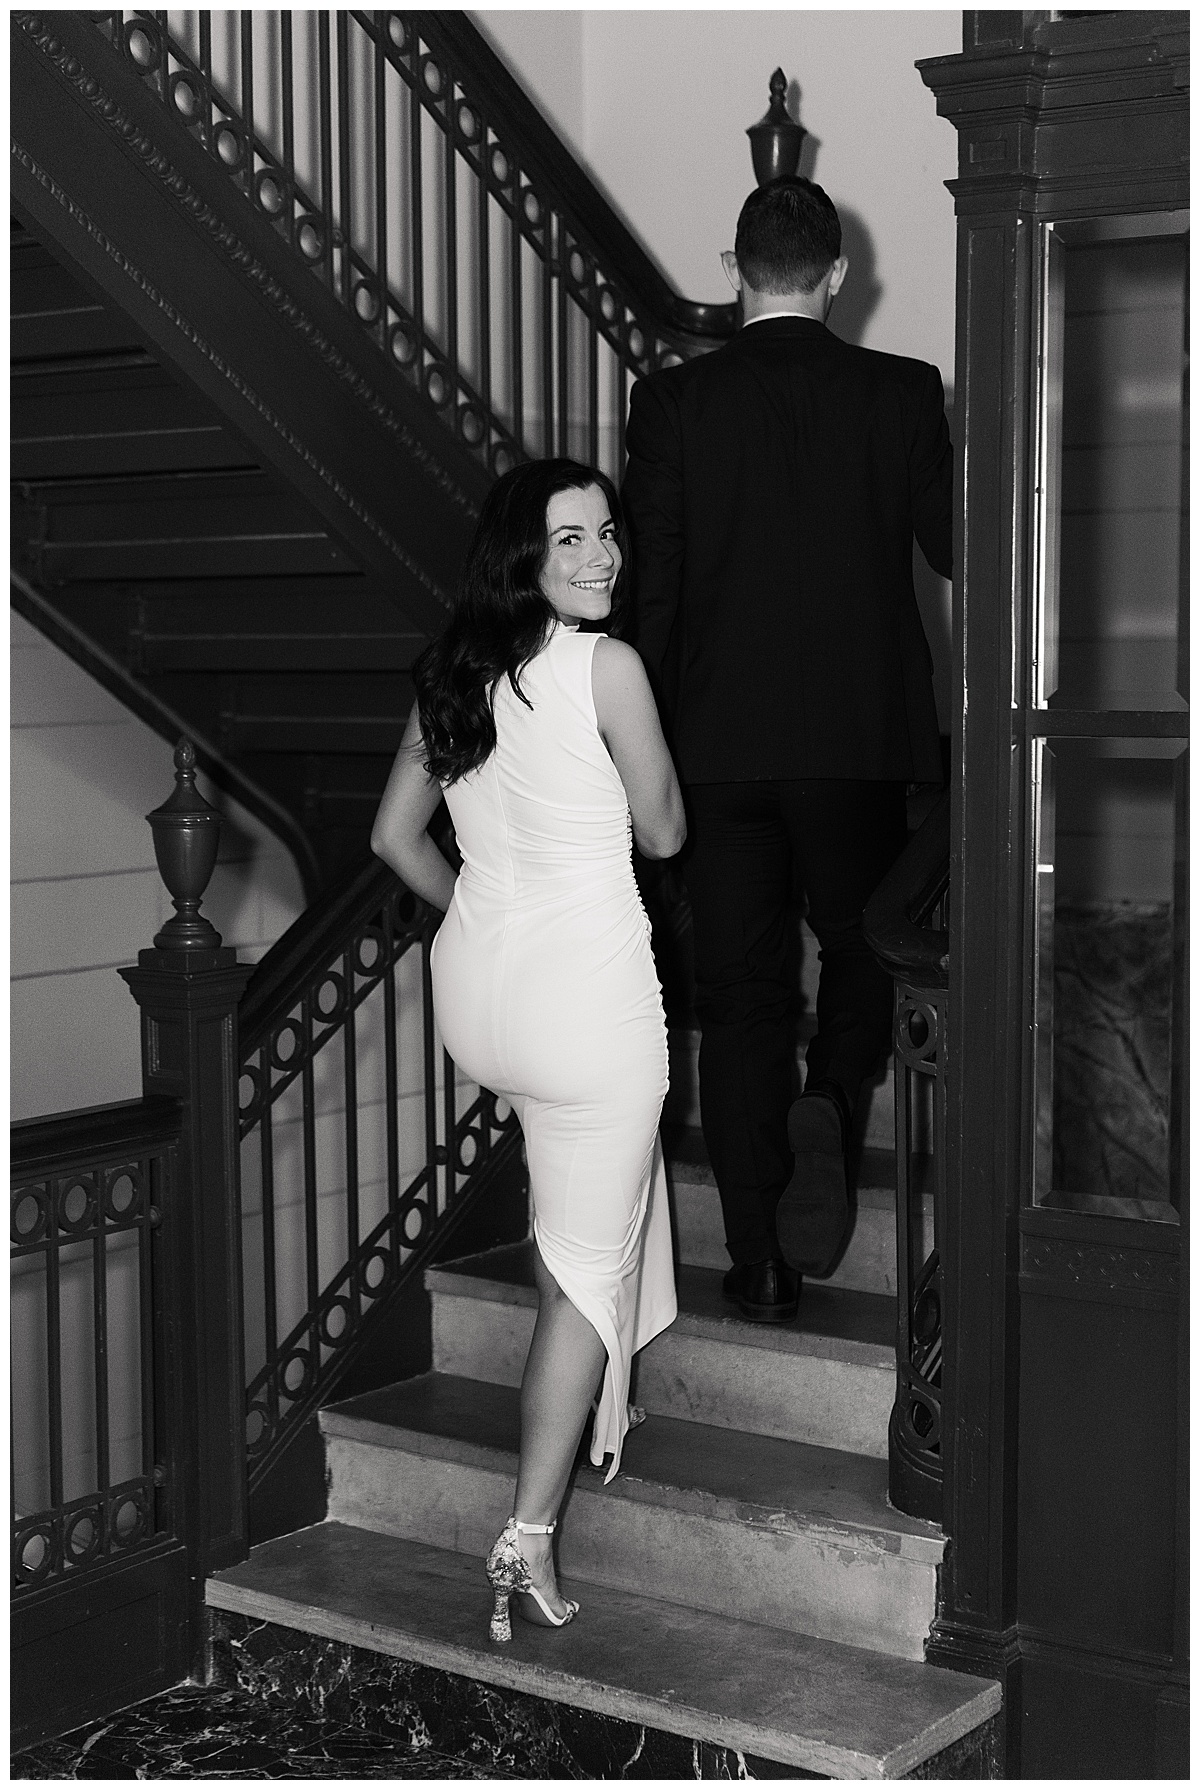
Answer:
[
  {"left": 720, "top": 250, "right": 743, "bottom": 294},
  {"left": 827, "top": 255, "right": 849, "bottom": 298}
]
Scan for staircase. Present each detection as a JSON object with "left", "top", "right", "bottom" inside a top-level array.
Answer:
[{"left": 207, "top": 974, "right": 996, "bottom": 1778}]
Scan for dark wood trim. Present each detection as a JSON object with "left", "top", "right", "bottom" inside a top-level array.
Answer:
[{"left": 11, "top": 1096, "right": 181, "bottom": 1175}]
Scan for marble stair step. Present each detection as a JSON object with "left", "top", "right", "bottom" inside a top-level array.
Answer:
[
  {"left": 428, "top": 1242, "right": 895, "bottom": 1459},
  {"left": 663, "top": 1018, "right": 917, "bottom": 1155},
  {"left": 319, "top": 1374, "right": 944, "bottom": 1660},
  {"left": 665, "top": 1125, "right": 934, "bottom": 1299},
  {"left": 207, "top": 1523, "right": 1000, "bottom": 1780}
]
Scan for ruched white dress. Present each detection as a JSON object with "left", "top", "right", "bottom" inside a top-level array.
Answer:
[{"left": 430, "top": 621, "right": 677, "bottom": 1481}]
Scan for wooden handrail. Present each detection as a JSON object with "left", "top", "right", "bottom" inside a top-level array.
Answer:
[{"left": 862, "top": 789, "right": 950, "bottom": 987}]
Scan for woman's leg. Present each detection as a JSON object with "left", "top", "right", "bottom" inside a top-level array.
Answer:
[{"left": 513, "top": 1244, "right": 606, "bottom": 1616}]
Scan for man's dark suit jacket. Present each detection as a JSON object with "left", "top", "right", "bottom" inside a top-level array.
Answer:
[{"left": 621, "top": 316, "right": 953, "bottom": 786}]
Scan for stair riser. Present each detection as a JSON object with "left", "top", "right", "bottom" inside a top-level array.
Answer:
[
  {"left": 324, "top": 1436, "right": 937, "bottom": 1662},
  {"left": 431, "top": 1291, "right": 892, "bottom": 1458},
  {"left": 670, "top": 1179, "right": 935, "bottom": 1297}
]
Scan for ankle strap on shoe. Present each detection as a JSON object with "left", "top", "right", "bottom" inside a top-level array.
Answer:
[{"left": 513, "top": 1519, "right": 555, "bottom": 1534}]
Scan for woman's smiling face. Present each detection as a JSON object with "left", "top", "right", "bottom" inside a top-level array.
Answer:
[{"left": 540, "top": 484, "right": 622, "bottom": 625}]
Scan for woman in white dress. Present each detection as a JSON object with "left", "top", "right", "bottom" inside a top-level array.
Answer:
[{"left": 371, "top": 459, "right": 685, "bottom": 1643}]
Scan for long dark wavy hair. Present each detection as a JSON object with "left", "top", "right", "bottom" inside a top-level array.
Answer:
[{"left": 412, "top": 458, "right": 630, "bottom": 784}]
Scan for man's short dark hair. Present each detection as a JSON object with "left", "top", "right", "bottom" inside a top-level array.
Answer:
[{"left": 734, "top": 177, "right": 841, "bottom": 295}]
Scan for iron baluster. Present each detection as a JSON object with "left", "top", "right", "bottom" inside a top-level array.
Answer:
[
  {"left": 444, "top": 56, "right": 460, "bottom": 420},
  {"left": 45, "top": 1209, "right": 63, "bottom": 1535},
  {"left": 586, "top": 258, "right": 600, "bottom": 470},
  {"left": 409, "top": 25, "right": 425, "bottom": 349},
  {"left": 92, "top": 1204, "right": 111, "bottom": 1530},
  {"left": 342, "top": 946, "right": 361, "bottom": 1324},
  {"left": 557, "top": 220, "right": 570, "bottom": 457},
  {"left": 382, "top": 905, "right": 401, "bottom": 1271},
  {"left": 421, "top": 926, "right": 438, "bottom": 1228},
  {"left": 240, "top": 11, "right": 255, "bottom": 200},
  {"left": 510, "top": 183, "right": 524, "bottom": 454},
  {"left": 541, "top": 203, "right": 553, "bottom": 455},
  {"left": 443, "top": 1047, "right": 456, "bottom": 1218},
  {"left": 317, "top": 12, "right": 334, "bottom": 290},
  {"left": 477, "top": 106, "right": 492, "bottom": 446},
  {"left": 280, "top": 12, "right": 295, "bottom": 249},
  {"left": 301, "top": 992, "right": 320, "bottom": 1326},
  {"left": 335, "top": 10, "right": 352, "bottom": 307},
  {"left": 373, "top": 15, "right": 388, "bottom": 350},
  {"left": 199, "top": 10, "right": 213, "bottom": 150},
  {"left": 258, "top": 1043, "right": 279, "bottom": 1434}
]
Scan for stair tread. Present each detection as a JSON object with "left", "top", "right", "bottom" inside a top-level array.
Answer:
[
  {"left": 428, "top": 1240, "right": 895, "bottom": 1362},
  {"left": 207, "top": 1522, "right": 998, "bottom": 1778},
  {"left": 321, "top": 1373, "right": 942, "bottom": 1559}
]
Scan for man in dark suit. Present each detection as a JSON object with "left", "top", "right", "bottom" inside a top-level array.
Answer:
[{"left": 622, "top": 176, "right": 952, "bottom": 1323}]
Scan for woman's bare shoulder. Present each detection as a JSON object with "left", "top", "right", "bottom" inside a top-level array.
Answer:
[{"left": 591, "top": 635, "right": 648, "bottom": 686}]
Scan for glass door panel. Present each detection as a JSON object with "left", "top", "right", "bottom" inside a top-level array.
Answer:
[
  {"left": 1035, "top": 214, "right": 1188, "bottom": 712},
  {"left": 1032, "top": 737, "right": 1185, "bottom": 1218}
]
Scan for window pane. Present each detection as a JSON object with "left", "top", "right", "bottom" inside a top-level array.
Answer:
[
  {"left": 1038, "top": 224, "right": 1188, "bottom": 711},
  {"left": 1032, "top": 737, "right": 1185, "bottom": 1217}
]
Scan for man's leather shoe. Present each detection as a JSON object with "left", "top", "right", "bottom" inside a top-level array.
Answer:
[
  {"left": 776, "top": 1090, "right": 850, "bottom": 1275},
  {"left": 722, "top": 1257, "right": 800, "bottom": 1324}
]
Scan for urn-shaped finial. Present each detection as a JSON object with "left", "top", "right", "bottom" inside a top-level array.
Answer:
[
  {"left": 146, "top": 739, "right": 224, "bottom": 954},
  {"left": 747, "top": 68, "right": 806, "bottom": 186}
]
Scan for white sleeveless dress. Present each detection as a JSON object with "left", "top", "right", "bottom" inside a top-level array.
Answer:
[{"left": 430, "top": 622, "right": 676, "bottom": 1481}]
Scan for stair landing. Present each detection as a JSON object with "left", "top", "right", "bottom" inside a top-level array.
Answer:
[{"left": 208, "top": 1523, "right": 1000, "bottom": 1779}]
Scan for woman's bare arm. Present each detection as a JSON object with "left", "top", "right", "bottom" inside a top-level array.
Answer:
[
  {"left": 370, "top": 705, "right": 458, "bottom": 910},
  {"left": 591, "top": 636, "right": 686, "bottom": 859}
]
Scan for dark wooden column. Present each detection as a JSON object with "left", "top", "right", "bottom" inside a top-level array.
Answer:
[
  {"left": 120, "top": 744, "right": 252, "bottom": 1671},
  {"left": 918, "top": 12, "right": 1189, "bottom": 1774}
]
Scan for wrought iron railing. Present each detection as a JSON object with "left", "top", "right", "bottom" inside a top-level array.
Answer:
[
  {"left": 236, "top": 847, "right": 523, "bottom": 1488},
  {"left": 11, "top": 1098, "right": 180, "bottom": 1596},
  {"left": 88, "top": 10, "right": 735, "bottom": 488},
  {"left": 863, "top": 790, "right": 950, "bottom": 1523}
]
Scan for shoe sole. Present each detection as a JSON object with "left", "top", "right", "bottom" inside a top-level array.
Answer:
[
  {"left": 721, "top": 1280, "right": 800, "bottom": 1324},
  {"left": 777, "top": 1097, "right": 850, "bottom": 1275}
]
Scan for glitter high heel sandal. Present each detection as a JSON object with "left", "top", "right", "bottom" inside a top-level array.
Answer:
[{"left": 485, "top": 1518, "right": 579, "bottom": 1643}]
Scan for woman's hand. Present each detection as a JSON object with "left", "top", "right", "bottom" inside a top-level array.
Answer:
[
  {"left": 370, "top": 705, "right": 458, "bottom": 910},
  {"left": 591, "top": 637, "right": 686, "bottom": 859}
]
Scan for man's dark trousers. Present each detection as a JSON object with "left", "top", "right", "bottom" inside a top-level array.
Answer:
[{"left": 685, "top": 777, "right": 907, "bottom": 1268}]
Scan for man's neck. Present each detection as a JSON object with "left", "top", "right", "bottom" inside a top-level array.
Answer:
[{"left": 741, "top": 295, "right": 825, "bottom": 325}]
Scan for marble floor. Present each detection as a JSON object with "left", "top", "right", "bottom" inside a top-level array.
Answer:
[{"left": 11, "top": 1682, "right": 525, "bottom": 1780}]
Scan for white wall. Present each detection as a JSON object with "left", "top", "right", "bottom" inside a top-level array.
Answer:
[
  {"left": 10, "top": 611, "right": 306, "bottom": 1121},
  {"left": 471, "top": 8, "right": 960, "bottom": 377}
]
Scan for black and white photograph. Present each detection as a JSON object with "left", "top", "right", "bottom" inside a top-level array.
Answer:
[{"left": 10, "top": 7, "right": 1188, "bottom": 1779}]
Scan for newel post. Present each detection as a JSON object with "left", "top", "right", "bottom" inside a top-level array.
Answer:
[{"left": 120, "top": 741, "right": 252, "bottom": 1661}]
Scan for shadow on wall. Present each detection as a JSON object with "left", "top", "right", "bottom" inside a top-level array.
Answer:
[{"left": 828, "top": 208, "right": 883, "bottom": 350}]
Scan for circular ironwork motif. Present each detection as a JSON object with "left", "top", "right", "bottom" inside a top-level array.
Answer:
[
  {"left": 390, "top": 887, "right": 419, "bottom": 928},
  {"left": 246, "top": 1401, "right": 269, "bottom": 1453},
  {"left": 314, "top": 970, "right": 347, "bottom": 1025},
  {"left": 389, "top": 322, "right": 418, "bottom": 368},
  {"left": 65, "top": 1503, "right": 102, "bottom": 1568},
  {"left": 319, "top": 1297, "right": 352, "bottom": 1347},
  {"left": 456, "top": 1128, "right": 480, "bottom": 1172},
  {"left": 457, "top": 402, "right": 487, "bottom": 448},
  {"left": 269, "top": 1017, "right": 305, "bottom": 1072},
  {"left": 456, "top": 102, "right": 480, "bottom": 144},
  {"left": 280, "top": 1349, "right": 313, "bottom": 1401},
  {"left": 490, "top": 146, "right": 511, "bottom": 187},
  {"left": 239, "top": 1064, "right": 263, "bottom": 1123},
  {"left": 420, "top": 54, "right": 445, "bottom": 99},
  {"left": 521, "top": 187, "right": 542, "bottom": 229},
  {"left": 490, "top": 443, "right": 516, "bottom": 479},
  {"left": 57, "top": 1175, "right": 97, "bottom": 1236},
  {"left": 353, "top": 280, "right": 380, "bottom": 324},
  {"left": 399, "top": 1198, "right": 427, "bottom": 1246},
  {"left": 14, "top": 1521, "right": 54, "bottom": 1587},
  {"left": 568, "top": 248, "right": 587, "bottom": 287},
  {"left": 423, "top": 363, "right": 454, "bottom": 411},
  {"left": 627, "top": 325, "right": 645, "bottom": 361},
  {"left": 598, "top": 286, "right": 618, "bottom": 324},
  {"left": 387, "top": 16, "right": 408, "bottom": 55},
  {"left": 109, "top": 1487, "right": 148, "bottom": 1549},
  {"left": 296, "top": 217, "right": 325, "bottom": 263},
  {"left": 104, "top": 1166, "right": 142, "bottom": 1222},
  {"left": 256, "top": 169, "right": 287, "bottom": 218},
  {"left": 12, "top": 1186, "right": 48, "bottom": 1246},
  {"left": 169, "top": 70, "right": 204, "bottom": 125},
  {"left": 896, "top": 995, "right": 939, "bottom": 1069},
  {"left": 124, "top": 17, "right": 161, "bottom": 71},
  {"left": 352, "top": 925, "right": 387, "bottom": 977},
  {"left": 213, "top": 121, "right": 244, "bottom": 171},
  {"left": 359, "top": 1250, "right": 391, "bottom": 1296}
]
